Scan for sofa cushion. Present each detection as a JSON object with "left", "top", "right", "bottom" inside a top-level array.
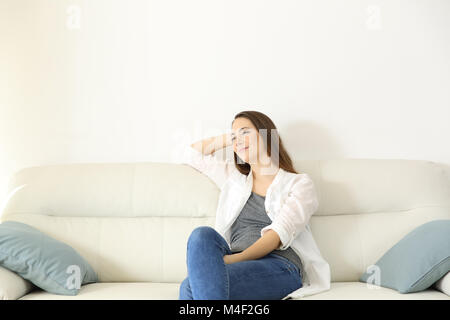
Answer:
[
  {"left": 0, "top": 221, "right": 98, "bottom": 295},
  {"left": 0, "top": 266, "right": 36, "bottom": 300},
  {"left": 16, "top": 281, "right": 449, "bottom": 300},
  {"left": 433, "top": 271, "right": 450, "bottom": 296},
  {"left": 359, "top": 219, "right": 450, "bottom": 293}
]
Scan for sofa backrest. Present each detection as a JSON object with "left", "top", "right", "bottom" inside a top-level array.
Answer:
[
  {"left": 296, "top": 159, "right": 450, "bottom": 282},
  {"left": 1, "top": 159, "right": 449, "bottom": 283}
]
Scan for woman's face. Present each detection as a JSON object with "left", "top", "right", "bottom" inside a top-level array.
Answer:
[{"left": 231, "top": 117, "right": 266, "bottom": 165}]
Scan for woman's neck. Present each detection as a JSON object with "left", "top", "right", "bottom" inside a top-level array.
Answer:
[{"left": 251, "top": 162, "right": 279, "bottom": 182}]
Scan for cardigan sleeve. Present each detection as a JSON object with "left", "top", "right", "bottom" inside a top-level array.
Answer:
[
  {"left": 180, "top": 144, "right": 237, "bottom": 191},
  {"left": 260, "top": 174, "right": 319, "bottom": 250}
]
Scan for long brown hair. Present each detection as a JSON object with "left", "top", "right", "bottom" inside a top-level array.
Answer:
[{"left": 231, "top": 111, "right": 299, "bottom": 175}]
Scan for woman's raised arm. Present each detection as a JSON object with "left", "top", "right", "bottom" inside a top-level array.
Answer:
[
  {"left": 182, "top": 133, "right": 237, "bottom": 190},
  {"left": 190, "top": 133, "right": 232, "bottom": 155}
]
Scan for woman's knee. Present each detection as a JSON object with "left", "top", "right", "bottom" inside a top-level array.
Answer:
[
  {"left": 187, "top": 226, "right": 231, "bottom": 256},
  {"left": 188, "top": 226, "right": 217, "bottom": 245}
]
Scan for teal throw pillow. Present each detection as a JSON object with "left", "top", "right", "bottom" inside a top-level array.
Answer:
[
  {"left": 0, "top": 220, "right": 98, "bottom": 295},
  {"left": 359, "top": 219, "right": 450, "bottom": 293}
]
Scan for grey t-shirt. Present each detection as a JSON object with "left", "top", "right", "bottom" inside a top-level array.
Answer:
[{"left": 229, "top": 191, "right": 304, "bottom": 279}]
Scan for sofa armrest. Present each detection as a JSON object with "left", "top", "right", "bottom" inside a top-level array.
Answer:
[
  {"left": 433, "top": 271, "right": 450, "bottom": 297},
  {"left": 0, "top": 266, "right": 35, "bottom": 300}
]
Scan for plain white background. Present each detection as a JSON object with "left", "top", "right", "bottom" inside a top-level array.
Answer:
[{"left": 0, "top": 0, "right": 449, "bottom": 211}]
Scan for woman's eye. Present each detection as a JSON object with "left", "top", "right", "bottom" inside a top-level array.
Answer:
[{"left": 231, "top": 131, "right": 249, "bottom": 142}]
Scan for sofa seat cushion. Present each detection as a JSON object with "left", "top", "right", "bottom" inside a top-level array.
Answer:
[
  {"left": 299, "top": 282, "right": 449, "bottom": 300},
  {"left": 19, "top": 282, "right": 181, "bottom": 300},
  {"left": 18, "top": 282, "right": 449, "bottom": 300}
]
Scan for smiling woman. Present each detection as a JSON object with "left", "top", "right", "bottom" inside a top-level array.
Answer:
[
  {"left": 230, "top": 111, "right": 299, "bottom": 178},
  {"left": 178, "top": 110, "right": 324, "bottom": 300},
  {"left": 189, "top": 111, "right": 298, "bottom": 179}
]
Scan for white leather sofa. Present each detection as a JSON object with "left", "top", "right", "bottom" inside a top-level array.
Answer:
[{"left": 0, "top": 158, "right": 449, "bottom": 300}]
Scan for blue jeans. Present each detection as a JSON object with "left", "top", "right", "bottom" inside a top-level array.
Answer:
[{"left": 179, "top": 226, "right": 303, "bottom": 300}]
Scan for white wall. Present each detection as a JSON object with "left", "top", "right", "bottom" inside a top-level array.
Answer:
[{"left": 1, "top": 0, "right": 449, "bottom": 209}]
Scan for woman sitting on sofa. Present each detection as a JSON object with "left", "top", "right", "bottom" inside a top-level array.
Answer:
[{"left": 179, "top": 110, "right": 330, "bottom": 300}]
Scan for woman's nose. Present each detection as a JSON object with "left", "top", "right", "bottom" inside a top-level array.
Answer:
[{"left": 237, "top": 140, "right": 246, "bottom": 149}]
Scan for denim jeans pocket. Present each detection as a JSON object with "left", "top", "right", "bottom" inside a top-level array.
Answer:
[{"left": 270, "top": 254, "right": 299, "bottom": 275}]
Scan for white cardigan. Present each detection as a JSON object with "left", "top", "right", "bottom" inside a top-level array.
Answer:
[{"left": 181, "top": 145, "right": 331, "bottom": 299}]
